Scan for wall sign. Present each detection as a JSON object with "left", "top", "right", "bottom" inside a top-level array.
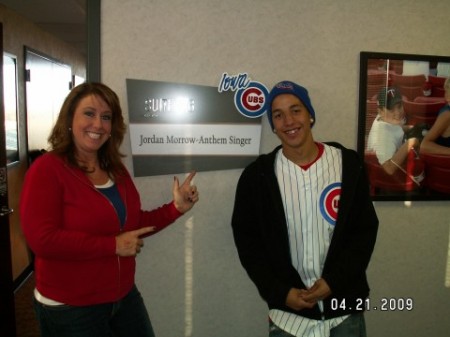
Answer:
[{"left": 126, "top": 76, "right": 267, "bottom": 177}]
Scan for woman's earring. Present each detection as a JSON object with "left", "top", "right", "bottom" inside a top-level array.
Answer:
[
  {"left": 273, "top": 129, "right": 277, "bottom": 133},
  {"left": 310, "top": 118, "right": 314, "bottom": 124}
]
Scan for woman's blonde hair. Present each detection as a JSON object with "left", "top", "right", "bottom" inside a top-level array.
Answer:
[{"left": 48, "top": 82, "right": 127, "bottom": 179}]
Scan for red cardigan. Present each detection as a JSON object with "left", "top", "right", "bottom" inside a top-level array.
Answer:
[{"left": 20, "top": 153, "right": 182, "bottom": 306}]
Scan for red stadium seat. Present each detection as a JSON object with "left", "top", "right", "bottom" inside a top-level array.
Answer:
[
  {"left": 367, "top": 70, "right": 389, "bottom": 85},
  {"left": 414, "top": 96, "right": 446, "bottom": 104},
  {"left": 428, "top": 75, "right": 447, "bottom": 97},
  {"left": 432, "top": 86, "right": 446, "bottom": 97},
  {"left": 421, "top": 153, "right": 450, "bottom": 194},
  {"left": 428, "top": 75, "right": 447, "bottom": 87},
  {"left": 368, "top": 59, "right": 386, "bottom": 70},
  {"left": 403, "top": 100, "right": 445, "bottom": 125},
  {"left": 388, "top": 60, "right": 403, "bottom": 74},
  {"left": 367, "top": 84, "right": 385, "bottom": 100},
  {"left": 391, "top": 73, "right": 426, "bottom": 87},
  {"left": 398, "top": 86, "right": 425, "bottom": 101},
  {"left": 365, "top": 152, "right": 422, "bottom": 194}
]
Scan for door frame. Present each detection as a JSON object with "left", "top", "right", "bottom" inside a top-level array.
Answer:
[
  {"left": 0, "top": 23, "right": 17, "bottom": 337},
  {"left": 0, "top": 1, "right": 100, "bottom": 335}
]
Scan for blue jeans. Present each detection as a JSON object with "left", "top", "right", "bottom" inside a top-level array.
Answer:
[
  {"left": 269, "top": 313, "right": 366, "bottom": 337},
  {"left": 34, "top": 285, "right": 155, "bottom": 337}
]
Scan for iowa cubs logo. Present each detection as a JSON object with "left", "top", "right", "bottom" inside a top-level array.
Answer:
[
  {"left": 234, "top": 81, "right": 268, "bottom": 118},
  {"left": 218, "top": 72, "right": 268, "bottom": 118},
  {"left": 319, "top": 182, "right": 341, "bottom": 225}
]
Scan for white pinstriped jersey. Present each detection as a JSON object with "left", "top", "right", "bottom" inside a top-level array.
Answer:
[{"left": 269, "top": 144, "right": 349, "bottom": 337}]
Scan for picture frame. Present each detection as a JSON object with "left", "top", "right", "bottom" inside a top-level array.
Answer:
[{"left": 357, "top": 51, "right": 450, "bottom": 201}]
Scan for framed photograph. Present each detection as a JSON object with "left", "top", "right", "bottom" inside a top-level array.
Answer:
[{"left": 357, "top": 51, "right": 450, "bottom": 201}]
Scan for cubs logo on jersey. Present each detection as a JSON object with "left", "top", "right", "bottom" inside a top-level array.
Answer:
[{"left": 319, "top": 182, "right": 341, "bottom": 225}]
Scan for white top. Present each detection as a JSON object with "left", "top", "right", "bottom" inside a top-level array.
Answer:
[
  {"left": 269, "top": 145, "right": 349, "bottom": 337},
  {"left": 367, "top": 117, "right": 404, "bottom": 164}
]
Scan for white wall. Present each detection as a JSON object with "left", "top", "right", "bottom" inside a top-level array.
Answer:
[{"left": 101, "top": 0, "right": 450, "bottom": 336}]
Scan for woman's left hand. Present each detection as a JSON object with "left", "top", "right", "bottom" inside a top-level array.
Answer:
[{"left": 173, "top": 171, "right": 199, "bottom": 213}]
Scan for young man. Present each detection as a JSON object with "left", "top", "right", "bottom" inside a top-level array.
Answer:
[
  {"left": 367, "top": 86, "right": 420, "bottom": 175},
  {"left": 231, "top": 81, "right": 378, "bottom": 337}
]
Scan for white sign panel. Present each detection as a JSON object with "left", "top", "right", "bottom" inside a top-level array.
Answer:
[{"left": 130, "top": 124, "right": 261, "bottom": 156}]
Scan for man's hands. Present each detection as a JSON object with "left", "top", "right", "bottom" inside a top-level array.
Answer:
[
  {"left": 116, "top": 227, "right": 155, "bottom": 257},
  {"left": 285, "top": 288, "right": 315, "bottom": 311},
  {"left": 285, "top": 278, "right": 332, "bottom": 311}
]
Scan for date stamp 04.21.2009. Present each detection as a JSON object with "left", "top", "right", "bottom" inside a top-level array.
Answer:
[{"left": 330, "top": 298, "right": 414, "bottom": 312}]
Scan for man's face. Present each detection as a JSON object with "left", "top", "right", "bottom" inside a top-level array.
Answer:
[
  {"left": 271, "top": 94, "right": 313, "bottom": 150},
  {"left": 379, "top": 102, "right": 405, "bottom": 125}
]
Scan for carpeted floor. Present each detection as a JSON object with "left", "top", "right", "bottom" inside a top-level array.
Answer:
[{"left": 15, "top": 273, "right": 40, "bottom": 337}]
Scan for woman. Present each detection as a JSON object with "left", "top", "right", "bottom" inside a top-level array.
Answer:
[
  {"left": 420, "top": 77, "right": 450, "bottom": 155},
  {"left": 20, "top": 82, "right": 199, "bottom": 337}
]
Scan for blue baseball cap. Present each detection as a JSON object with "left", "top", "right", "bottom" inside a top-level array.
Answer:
[{"left": 265, "top": 81, "right": 316, "bottom": 129}]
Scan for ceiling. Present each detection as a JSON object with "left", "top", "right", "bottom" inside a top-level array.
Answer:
[{"left": 0, "top": 0, "right": 87, "bottom": 55}]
